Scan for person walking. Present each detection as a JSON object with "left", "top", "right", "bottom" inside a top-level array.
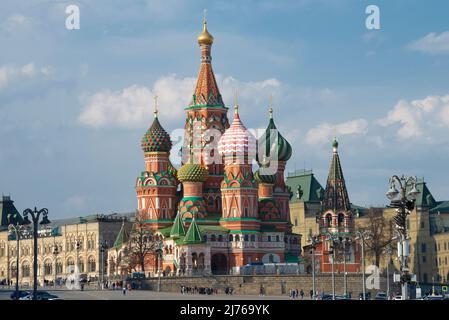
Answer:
[
  {"left": 310, "top": 289, "right": 313, "bottom": 299},
  {"left": 122, "top": 285, "right": 127, "bottom": 296},
  {"left": 300, "top": 289, "right": 304, "bottom": 299}
]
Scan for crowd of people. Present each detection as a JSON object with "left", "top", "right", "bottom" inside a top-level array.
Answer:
[
  {"left": 180, "top": 285, "right": 234, "bottom": 295},
  {"left": 289, "top": 288, "right": 305, "bottom": 299}
]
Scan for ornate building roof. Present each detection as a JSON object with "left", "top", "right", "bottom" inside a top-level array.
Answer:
[
  {"left": 257, "top": 107, "right": 292, "bottom": 164},
  {"left": 112, "top": 219, "right": 130, "bottom": 249},
  {"left": 177, "top": 163, "right": 208, "bottom": 182},
  {"left": 217, "top": 106, "right": 257, "bottom": 159},
  {"left": 322, "top": 138, "right": 351, "bottom": 212},
  {"left": 141, "top": 109, "right": 172, "bottom": 153},
  {"left": 254, "top": 169, "right": 276, "bottom": 184},
  {"left": 188, "top": 17, "right": 224, "bottom": 108},
  {"left": 169, "top": 211, "right": 186, "bottom": 238},
  {"left": 176, "top": 218, "right": 204, "bottom": 245}
]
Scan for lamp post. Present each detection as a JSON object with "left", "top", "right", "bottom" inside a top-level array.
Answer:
[
  {"left": 7, "top": 213, "right": 26, "bottom": 300},
  {"left": 341, "top": 237, "right": 352, "bottom": 297},
  {"left": 324, "top": 231, "right": 337, "bottom": 300},
  {"left": 355, "top": 230, "right": 370, "bottom": 300},
  {"left": 22, "top": 207, "right": 51, "bottom": 300},
  {"left": 99, "top": 240, "right": 108, "bottom": 290},
  {"left": 386, "top": 175, "right": 420, "bottom": 300},
  {"left": 384, "top": 244, "right": 393, "bottom": 299},
  {"left": 53, "top": 243, "right": 59, "bottom": 289},
  {"left": 308, "top": 232, "right": 320, "bottom": 299}
]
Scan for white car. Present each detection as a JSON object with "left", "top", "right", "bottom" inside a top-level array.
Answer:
[{"left": 394, "top": 295, "right": 402, "bottom": 300}]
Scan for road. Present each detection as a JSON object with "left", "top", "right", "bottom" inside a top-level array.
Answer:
[{"left": 0, "top": 288, "right": 297, "bottom": 300}]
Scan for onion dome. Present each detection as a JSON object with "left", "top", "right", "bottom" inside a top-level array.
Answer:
[
  {"left": 332, "top": 137, "right": 339, "bottom": 152},
  {"left": 177, "top": 163, "right": 208, "bottom": 182},
  {"left": 141, "top": 99, "right": 172, "bottom": 153},
  {"left": 257, "top": 107, "right": 292, "bottom": 163},
  {"left": 218, "top": 105, "right": 257, "bottom": 159},
  {"left": 197, "top": 16, "right": 214, "bottom": 46},
  {"left": 254, "top": 169, "right": 276, "bottom": 184}
]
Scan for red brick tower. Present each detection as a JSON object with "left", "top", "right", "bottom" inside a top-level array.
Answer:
[
  {"left": 135, "top": 97, "right": 178, "bottom": 229},
  {"left": 182, "top": 17, "right": 229, "bottom": 217}
]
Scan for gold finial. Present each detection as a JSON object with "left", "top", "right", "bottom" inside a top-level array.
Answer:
[
  {"left": 234, "top": 90, "right": 239, "bottom": 115},
  {"left": 153, "top": 95, "right": 158, "bottom": 118},
  {"left": 198, "top": 9, "right": 214, "bottom": 46},
  {"left": 268, "top": 94, "right": 273, "bottom": 119}
]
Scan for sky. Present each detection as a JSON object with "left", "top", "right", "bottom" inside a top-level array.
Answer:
[{"left": 1, "top": 0, "right": 449, "bottom": 219}]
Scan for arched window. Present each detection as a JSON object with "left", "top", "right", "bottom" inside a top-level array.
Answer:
[
  {"left": 56, "top": 260, "right": 63, "bottom": 275},
  {"left": 211, "top": 234, "right": 216, "bottom": 242},
  {"left": 67, "top": 258, "right": 75, "bottom": 272},
  {"left": 338, "top": 213, "right": 345, "bottom": 227},
  {"left": 44, "top": 260, "right": 52, "bottom": 275},
  {"left": 218, "top": 235, "right": 223, "bottom": 242},
  {"left": 88, "top": 256, "right": 96, "bottom": 272},
  {"left": 276, "top": 235, "right": 280, "bottom": 242},
  {"left": 22, "top": 263, "right": 31, "bottom": 277},
  {"left": 229, "top": 235, "right": 233, "bottom": 242},
  {"left": 235, "top": 235, "right": 240, "bottom": 242},
  {"left": 326, "top": 214, "right": 332, "bottom": 227},
  {"left": 244, "top": 235, "right": 249, "bottom": 242},
  {"left": 250, "top": 235, "right": 256, "bottom": 242},
  {"left": 78, "top": 260, "right": 84, "bottom": 273}
]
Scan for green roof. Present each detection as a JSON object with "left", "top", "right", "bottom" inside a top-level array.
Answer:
[
  {"left": 176, "top": 218, "right": 204, "bottom": 245},
  {"left": 285, "top": 170, "right": 324, "bottom": 203},
  {"left": 170, "top": 212, "right": 186, "bottom": 238},
  {"left": 198, "top": 225, "right": 228, "bottom": 233},
  {"left": 113, "top": 221, "right": 129, "bottom": 249},
  {"left": 285, "top": 253, "right": 300, "bottom": 263},
  {"left": 409, "top": 180, "right": 437, "bottom": 208},
  {"left": 0, "top": 196, "right": 22, "bottom": 227},
  {"left": 430, "top": 201, "right": 449, "bottom": 214},
  {"left": 260, "top": 224, "right": 278, "bottom": 232}
]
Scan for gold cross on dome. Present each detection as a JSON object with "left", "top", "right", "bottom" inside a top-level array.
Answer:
[{"left": 153, "top": 95, "right": 158, "bottom": 117}]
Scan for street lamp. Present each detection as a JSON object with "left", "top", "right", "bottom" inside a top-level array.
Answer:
[
  {"left": 7, "top": 213, "right": 26, "bottom": 300},
  {"left": 22, "top": 207, "right": 51, "bottom": 300},
  {"left": 384, "top": 243, "right": 393, "bottom": 299},
  {"left": 53, "top": 243, "right": 59, "bottom": 289},
  {"left": 308, "top": 232, "right": 320, "bottom": 299},
  {"left": 386, "top": 175, "right": 420, "bottom": 300},
  {"left": 341, "top": 237, "right": 352, "bottom": 297},
  {"left": 324, "top": 231, "right": 338, "bottom": 300},
  {"left": 355, "top": 230, "right": 370, "bottom": 300},
  {"left": 99, "top": 240, "right": 108, "bottom": 290}
]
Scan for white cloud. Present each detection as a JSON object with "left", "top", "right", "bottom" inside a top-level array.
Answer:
[
  {"left": 79, "top": 74, "right": 282, "bottom": 128},
  {"left": 0, "top": 14, "right": 32, "bottom": 33},
  {"left": 408, "top": 31, "right": 449, "bottom": 55},
  {"left": 0, "top": 63, "right": 53, "bottom": 88},
  {"left": 378, "top": 94, "right": 449, "bottom": 139},
  {"left": 305, "top": 119, "right": 368, "bottom": 145},
  {"left": 63, "top": 195, "right": 86, "bottom": 210}
]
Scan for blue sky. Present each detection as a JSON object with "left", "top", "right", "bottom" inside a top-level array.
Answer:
[{"left": 1, "top": 0, "right": 449, "bottom": 218}]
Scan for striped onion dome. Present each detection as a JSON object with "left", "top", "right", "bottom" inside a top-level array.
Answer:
[
  {"left": 177, "top": 163, "right": 208, "bottom": 182},
  {"left": 254, "top": 169, "right": 276, "bottom": 184},
  {"left": 218, "top": 107, "right": 256, "bottom": 160},
  {"left": 257, "top": 110, "right": 292, "bottom": 163},
  {"left": 141, "top": 116, "right": 172, "bottom": 153}
]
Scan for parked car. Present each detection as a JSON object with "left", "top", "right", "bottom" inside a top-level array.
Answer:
[
  {"left": 335, "top": 294, "right": 352, "bottom": 300},
  {"left": 317, "top": 293, "right": 333, "bottom": 300},
  {"left": 359, "top": 292, "right": 371, "bottom": 300},
  {"left": 394, "top": 295, "right": 402, "bottom": 300},
  {"left": 375, "top": 292, "right": 388, "bottom": 300},
  {"left": 19, "top": 291, "right": 60, "bottom": 300},
  {"left": 10, "top": 290, "right": 30, "bottom": 300},
  {"left": 424, "top": 295, "right": 445, "bottom": 300}
]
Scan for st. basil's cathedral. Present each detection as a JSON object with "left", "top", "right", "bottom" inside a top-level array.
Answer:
[{"left": 129, "top": 18, "right": 360, "bottom": 276}]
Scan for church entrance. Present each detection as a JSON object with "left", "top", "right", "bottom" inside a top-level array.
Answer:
[{"left": 211, "top": 253, "right": 227, "bottom": 275}]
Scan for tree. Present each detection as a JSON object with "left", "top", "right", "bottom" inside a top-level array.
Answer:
[
  {"left": 128, "top": 216, "right": 162, "bottom": 274},
  {"left": 360, "top": 208, "right": 393, "bottom": 267}
]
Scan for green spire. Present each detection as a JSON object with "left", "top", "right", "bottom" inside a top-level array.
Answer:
[
  {"left": 113, "top": 219, "right": 129, "bottom": 248},
  {"left": 170, "top": 211, "right": 185, "bottom": 238},
  {"left": 332, "top": 137, "right": 339, "bottom": 150},
  {"left": 181, "top": 218, "right": 204, "bottom": 244}
]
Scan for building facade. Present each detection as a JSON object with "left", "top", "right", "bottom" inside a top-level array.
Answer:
[{"left": 0, "top": 196, "right": 131, "bottom": 287}]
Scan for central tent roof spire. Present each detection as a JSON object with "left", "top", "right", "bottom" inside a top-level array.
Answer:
[{"left": 188, "top": 13, "right": 224, "bottom": 108}]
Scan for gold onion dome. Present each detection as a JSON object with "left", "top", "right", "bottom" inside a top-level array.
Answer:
[
  {"left": 197, "top": 18, "right": 214, "bottom": 46},
  {"left": 177, "top": 163, "right": 208, "bottom": 182}
]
